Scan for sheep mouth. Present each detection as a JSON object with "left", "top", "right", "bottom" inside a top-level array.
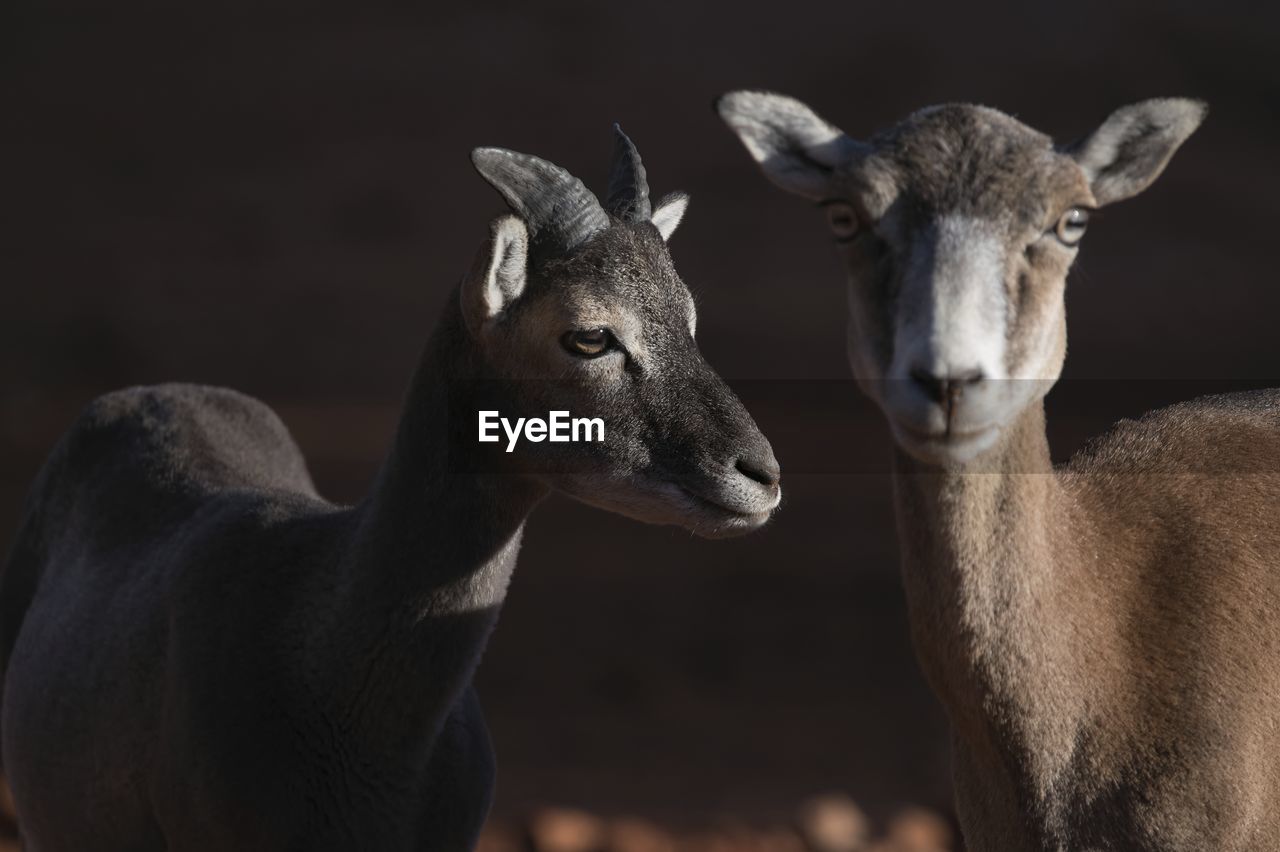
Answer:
[
  {"left": 896, "top": 420, "right": 998, "bottom": 445},
  {"left": 890, "top": 419, "right": 1002, "bottom": 466},
  {"left": 670, "top": 481, "right": 780, "bottom": 528}
]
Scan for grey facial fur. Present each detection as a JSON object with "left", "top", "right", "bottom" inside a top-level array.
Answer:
[
  {"left": 0, "top": 126, "right": 780, "bottom": 852},
  {"left": 718, "top": 91, "right": 1204, "bottom": 464},
  {"left": 465, "top": 134, "right": 781, "bottom": 534}
]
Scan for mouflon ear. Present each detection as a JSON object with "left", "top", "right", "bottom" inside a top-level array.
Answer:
[
  {"left": 1066, "top": 98, "right": 1207, "bottom": 206},
  {"left": 651, "top": 192, "right": 689, "bottom": 241},
  {"left": 716, "top": 90, "right": 866, "bottom": 200},
  {"left": 461, "top": 215, "right": 528, "bottom": 336}
]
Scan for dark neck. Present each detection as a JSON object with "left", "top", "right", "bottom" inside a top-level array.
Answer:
[
  {"left": 327, "top": 292, "right": 547, "bottom": 754},
  {"left": 891, "top": 404, "right": 1083, "bottom": 740},
  {"left": 353, "top": 294, "right": 546, "bottom": 613}
]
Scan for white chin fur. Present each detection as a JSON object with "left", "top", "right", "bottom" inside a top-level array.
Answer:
[
  {"left": 556, "top": 475, "right": 779, "bottom": 539},
  {"left": 890, "top": 421, "right": 1002, "bottom": 467}
]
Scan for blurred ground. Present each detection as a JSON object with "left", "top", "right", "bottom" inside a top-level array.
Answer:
[
  {"left": 476, "top": 797, "right": 954, "bottom": 852},
  {"left": 1, "top": 0, "right": 1278, "bottom": 844}
]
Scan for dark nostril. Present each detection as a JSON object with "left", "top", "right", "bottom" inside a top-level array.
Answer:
[
  {"left": 735, "top": 452, "right": 781, "bottom": 489},
  {"left": 910, "top": 367, "right": 947, "bottom": 405},
  {"left": 910, "top": 366, "right": 985, "bottom": 406}
]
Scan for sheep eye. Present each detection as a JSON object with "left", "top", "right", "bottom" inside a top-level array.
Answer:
[
  {"left": 561, "top": 328, "right": 613, "bottom": 358},
  {"left": 825, "top": 202, "right": 861, "bottom": 242},
  {"left": 1054, "top": 207, "right": 1090, "bottom": 246}
]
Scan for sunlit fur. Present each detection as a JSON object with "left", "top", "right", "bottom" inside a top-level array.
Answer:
[
  {"left": 720, "top": 92, "right": 1280, "bottom": 852},
  {"left": 468, "top": 214, "right": 780, "bottom": 535},
  {"left": 0, "top": 134, "right": 779, "bottom": 851}
]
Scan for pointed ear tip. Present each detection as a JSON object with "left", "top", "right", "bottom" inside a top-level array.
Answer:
[
  {"left": 716, "top": 90, "right": 811, "bottom": 128},
  {"left": 1134, "top": 97, "right": 1209, "bottom": 127},
  {"left": 716, "top": 90, "right": 763, "bottom": 117},
  {"left": 490, "top": 213, "right": 528, "bottom": 237},
  {"left": 484, "top": 216, "right": 530, "bottom": 257},
  {"left": 1152, "top": 97, "right": 1209, "bottom": 136},
  {"left": 658, "top": 190, "right": 690, "bottom": 208}
]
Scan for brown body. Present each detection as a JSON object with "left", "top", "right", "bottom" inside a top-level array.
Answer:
[
  {"left": 717, "top": 92, "right": 1276, "bottom": 849},
  {"left": 899, "top": 397, "right": 1280, "bottom": 850}
]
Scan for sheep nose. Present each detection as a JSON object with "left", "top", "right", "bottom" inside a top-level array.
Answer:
[
  {"left": 735, "top": 445, "right": 781, "bottom": 489},
  {"left": 909, "top": 366, "right": 985, "bottom": 408}
]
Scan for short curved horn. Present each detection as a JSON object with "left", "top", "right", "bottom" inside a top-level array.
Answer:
[
  {"left": 471, "top": 148, "right": 609, "bottom": 253},
  {"left": 605, "top": 124, "right": 651, "bottom": 222}
]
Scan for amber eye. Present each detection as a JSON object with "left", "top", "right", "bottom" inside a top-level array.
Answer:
[
  {"left": 825, "top": 202, "right": 861, "bottom": 242},
  {"left": 1055, "top": 207, "right": 1090, "bottom": 246},
  {"left": 561, "top": 328, "right": 614, "bottom": 358}
]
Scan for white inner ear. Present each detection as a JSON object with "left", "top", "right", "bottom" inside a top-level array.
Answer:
[
  {"left": 718, "top": 91, "right": 863, "bottom": 200},
  {"left": 482, "top": 216, "right": 528, "bottom": 318},
  {"left": 462, "top": 215, "right": 529, "bottom": 336},
  {"left": 651, "top": 193, "right": 688, "bottom": 241},
  {"left": 1069, "top": 98, "right": 1207, "bottom": 206}
]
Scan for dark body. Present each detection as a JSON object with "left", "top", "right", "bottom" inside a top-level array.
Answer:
[
  {"left": 0, "top": 129, "right": 781, "bottom": 851},
  {"left": 2, "top": 382, "right": 507, "bottom": 851}
]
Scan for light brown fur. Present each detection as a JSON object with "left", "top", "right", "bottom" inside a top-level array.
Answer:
[
  {"left": 897, "top": 399, "right": 1280, "bottom": 850},
  {"left": 718, "top": 92, "right": 1280, "bottom": 850}
]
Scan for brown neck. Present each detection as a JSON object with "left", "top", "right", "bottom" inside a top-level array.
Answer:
[{"left": 891, "top": 403, "right": 1091, "bottom": 760}]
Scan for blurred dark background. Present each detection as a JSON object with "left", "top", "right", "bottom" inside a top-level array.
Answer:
[{"left": 1, "top": 0, "right": 1277, "bottom": 841}]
